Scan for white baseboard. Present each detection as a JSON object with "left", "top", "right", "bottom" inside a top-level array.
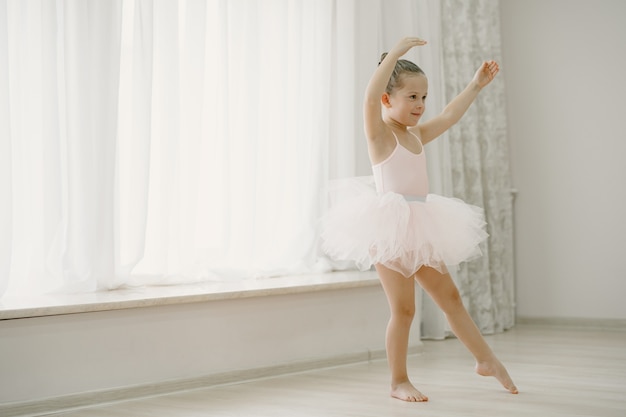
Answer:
[{"left": 517, "top": 316, "right": 626, "bottom": 331}]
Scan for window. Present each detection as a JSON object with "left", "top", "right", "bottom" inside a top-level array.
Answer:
[{"left": 1, "top": 0, "right": 358, "bottom": 295}]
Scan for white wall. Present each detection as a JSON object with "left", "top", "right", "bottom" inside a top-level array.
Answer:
[{"left": 500, "top": 0, "right": 626, "bottom": 320}]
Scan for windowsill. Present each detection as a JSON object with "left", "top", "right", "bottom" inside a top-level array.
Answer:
[{"left": 0, "top": 271, "right": 380, "bottom": 320}]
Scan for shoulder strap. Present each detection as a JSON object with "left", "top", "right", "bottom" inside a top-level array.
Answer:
[{"left": 408, "top": 130, "right": 423, "bottom": 145}]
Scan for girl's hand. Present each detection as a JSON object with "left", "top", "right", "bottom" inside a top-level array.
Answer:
[
  {"left": 472, "top": 60, "right": 499, "bottom": 88},
  {"left": 387, "top": 37, "right": 427, "bottom": 60}
]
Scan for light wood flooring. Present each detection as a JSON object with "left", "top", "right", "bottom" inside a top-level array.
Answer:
[{"left": 45, "top": 324, "right": 625, "bottom": 417}]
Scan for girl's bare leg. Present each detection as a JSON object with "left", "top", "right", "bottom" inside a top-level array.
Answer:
[
  {"left": 375, "top": 264, "right": 428, "bottom": 402},
  {"left": 414, "top": 266, "right": 518, "bottom": 394}
]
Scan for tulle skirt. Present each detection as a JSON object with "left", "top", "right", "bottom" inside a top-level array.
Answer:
[{"left": 320, "top": 177, "right": 488, "bottom": 277}]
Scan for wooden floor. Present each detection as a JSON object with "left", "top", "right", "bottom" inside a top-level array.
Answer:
[{"left": 46, "top": 324, "right": 625, "bottom": 417}]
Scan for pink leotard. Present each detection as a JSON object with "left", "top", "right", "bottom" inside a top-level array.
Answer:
[{"left": 372, "top": 131, "right": 429, "bottom": 197}]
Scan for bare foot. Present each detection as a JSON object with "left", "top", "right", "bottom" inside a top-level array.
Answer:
[
  {"left": 390, "top": 381, "right": 429, "bottom": 402},
  {"left": 475, "top": 359, "right": 518, "bottom": 394}
]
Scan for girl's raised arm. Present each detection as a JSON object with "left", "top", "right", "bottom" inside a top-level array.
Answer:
[
  {"left": 363, "top": 37, "right": 426, "bottom": 142},
  {"left": 415, "top": 60, "right": 499, "bottom": 144}
]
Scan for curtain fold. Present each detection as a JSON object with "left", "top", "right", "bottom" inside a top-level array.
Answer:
[
  {"left": 56, "top": 0, "right": 123, "bottom": 292},
  {"left": 1, "top": 0, "right": 123, "bottom": 295},
  {"left": 115, "top": 0, "right": 153, "bottom": 278}
]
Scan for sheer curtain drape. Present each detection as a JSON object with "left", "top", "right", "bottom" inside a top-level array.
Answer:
[
  {"left": 0, "top": 0, "right": 356, "bottom": 296},
  {"left": 117, "top": 0, "right": 344, "bottom": 285},
  {"left": 1, "top": 0, "right": 123, "bottom": 295}
]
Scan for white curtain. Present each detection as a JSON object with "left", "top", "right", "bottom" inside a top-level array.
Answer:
[
  {"left": 1, "top": 0, "right": 123, "bottom": 295},
  {"left": 0, "top": 0, "right": 356, "bottom": 296}
]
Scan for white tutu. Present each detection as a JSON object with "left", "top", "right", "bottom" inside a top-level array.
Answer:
[{"left": 320, "top": 176, "right": 488, "bottom": 277}]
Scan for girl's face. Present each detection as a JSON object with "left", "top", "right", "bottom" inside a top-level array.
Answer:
[{"left": 384, "top": 74, "right": 428, "bottom": 127}]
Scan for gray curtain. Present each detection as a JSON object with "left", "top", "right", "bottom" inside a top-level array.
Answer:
[{"left": 440, "top": 0, "right": 515, "bottom": 334}]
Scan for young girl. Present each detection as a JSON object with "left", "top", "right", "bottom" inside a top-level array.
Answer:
[{"left": 322, "top": 37, "right": 518, "bottom": 402}]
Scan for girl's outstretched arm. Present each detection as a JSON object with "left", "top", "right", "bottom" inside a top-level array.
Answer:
[
  {"left": 363, "top": 37, "right": 426, "bottom": 142},
  {"left": 415, "top": 60, "right": 499, "bottom": 145}
]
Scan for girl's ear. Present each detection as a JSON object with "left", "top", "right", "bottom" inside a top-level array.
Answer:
[{"left": 381, "top": 93, "right": 392, "bottom": 108}]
